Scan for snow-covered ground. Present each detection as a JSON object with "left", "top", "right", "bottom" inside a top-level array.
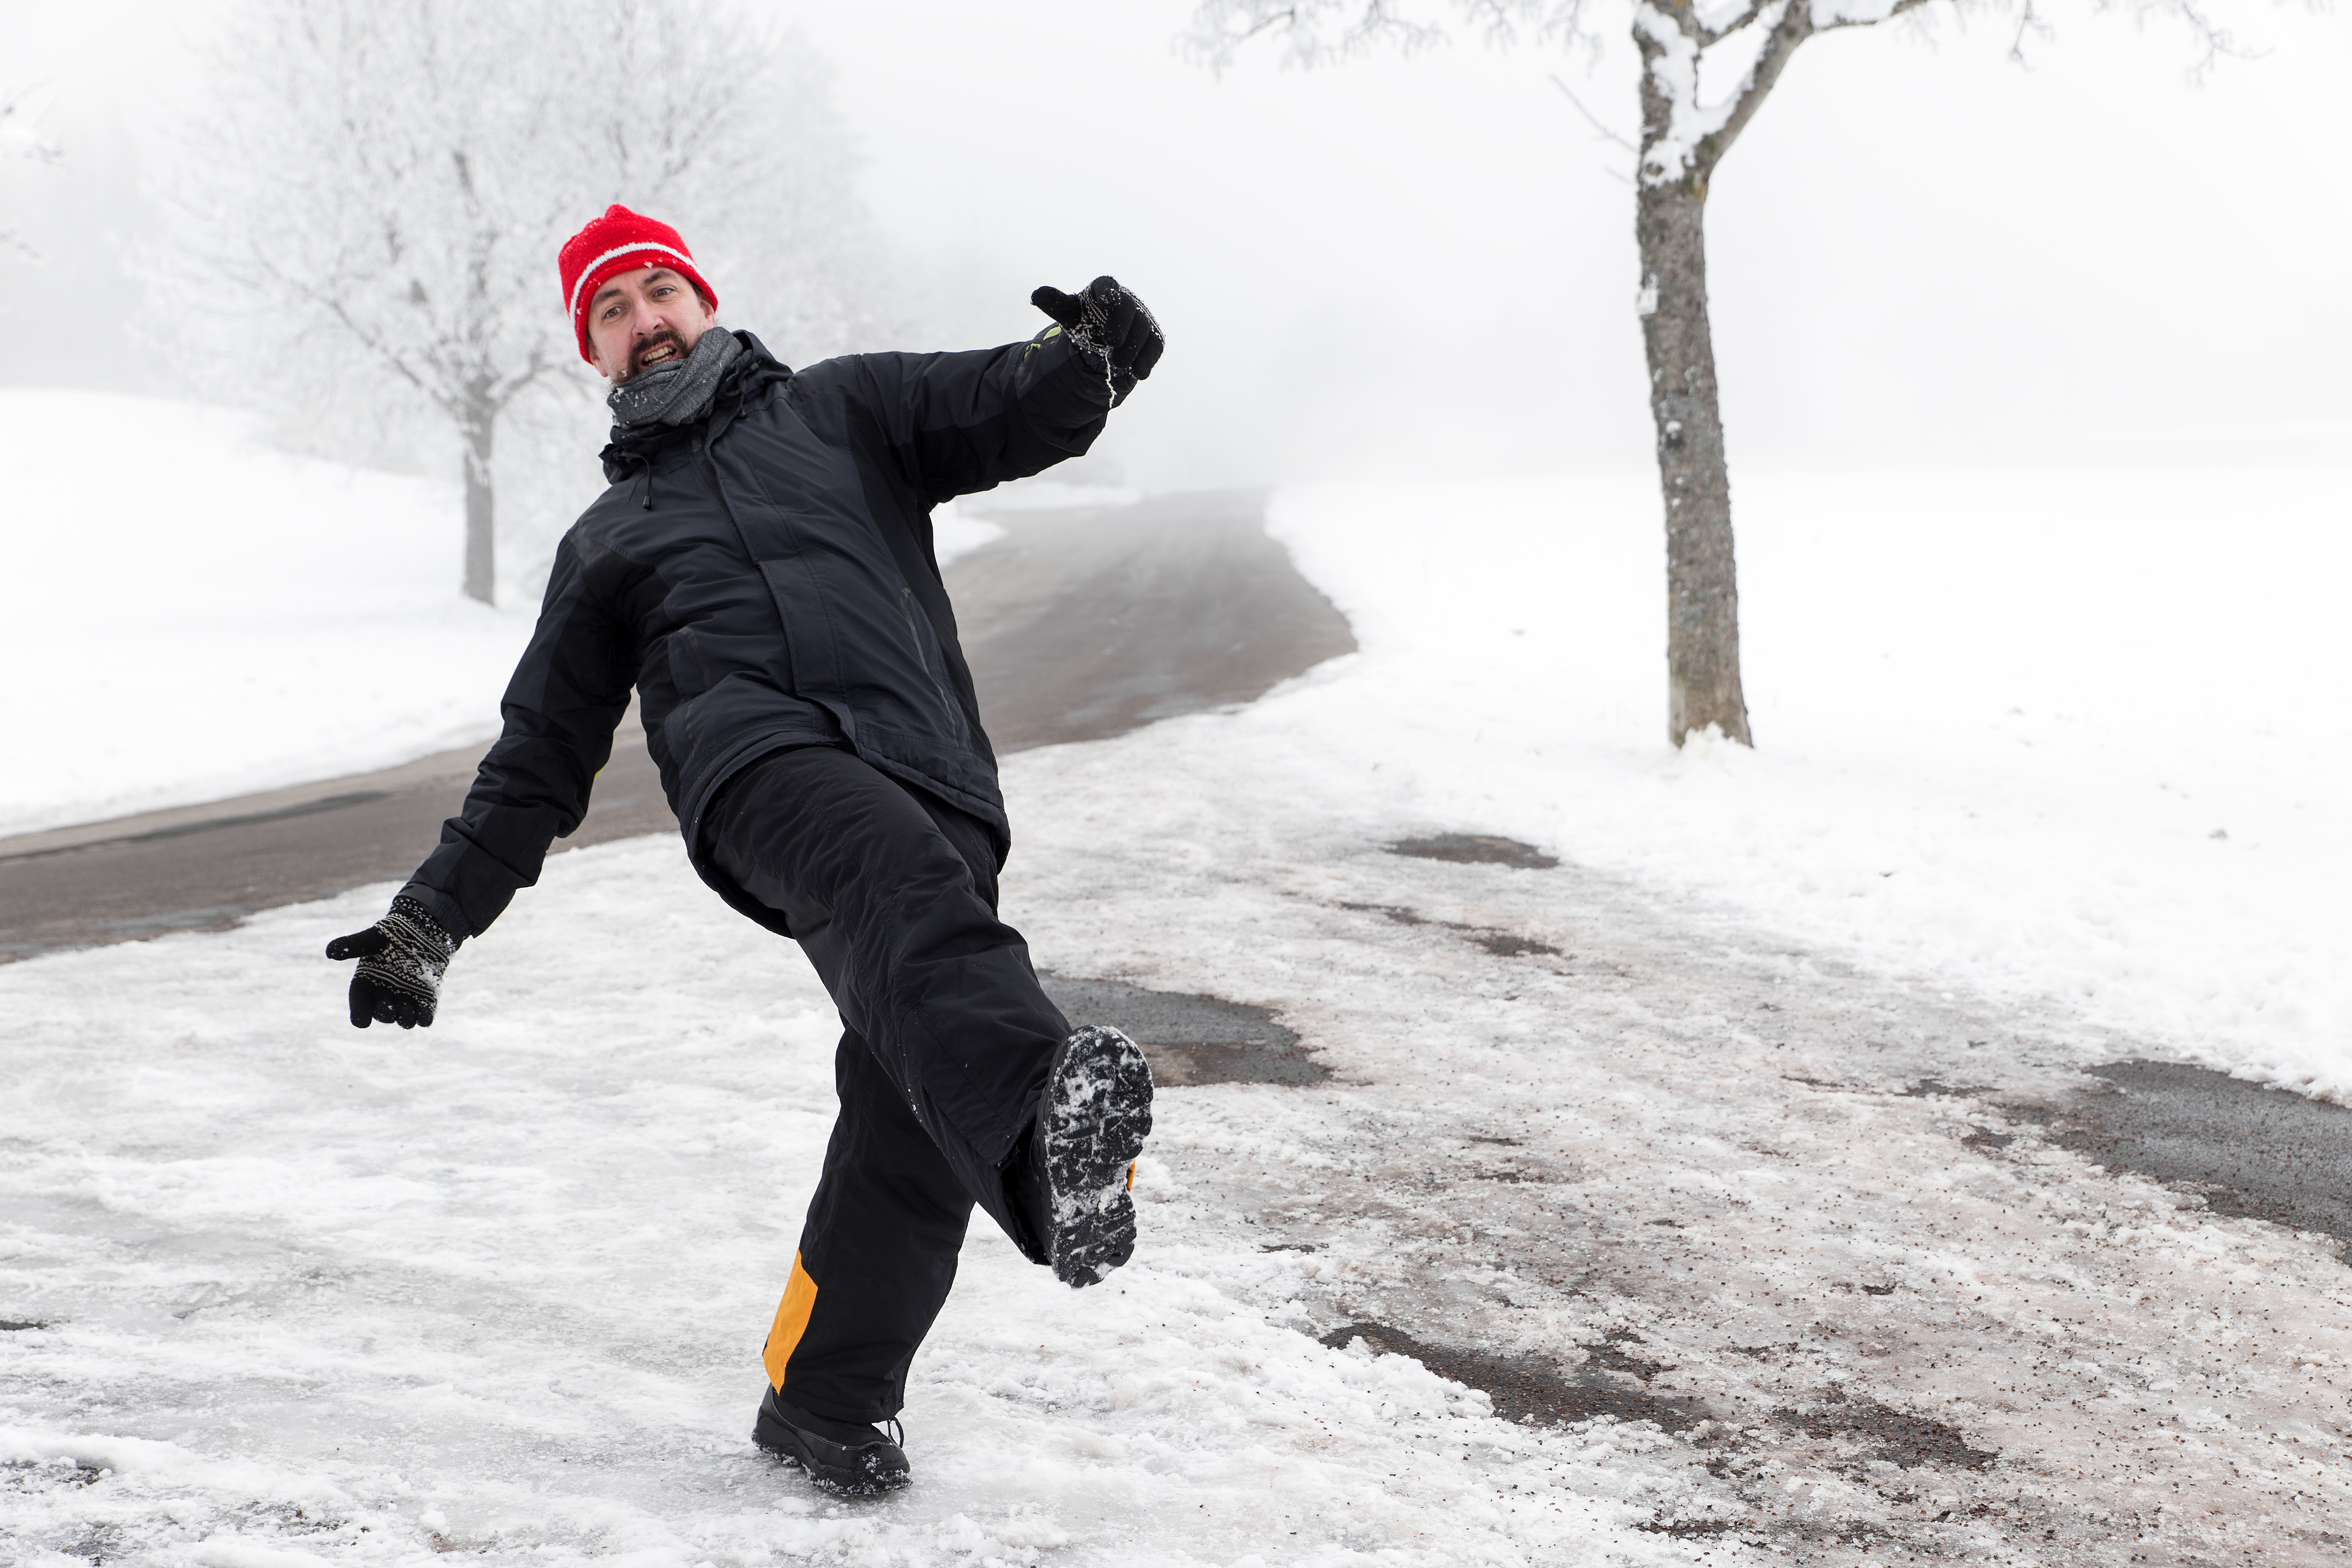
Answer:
[
  {"left": 0, "top": 392, "right": 533, "bottom": 837},
  {"left": 0, "top": 844, "right": 1709, "bottom": 1566},
  {"left": 8, "top": 456, "right": 2350, "bottom": 1562},
  {"left": 6, "top": 674, "right": 2349, "bottom": 1564},
  {"left": 1258, "top": 469, "right": 2352, "bottom": 1101}
]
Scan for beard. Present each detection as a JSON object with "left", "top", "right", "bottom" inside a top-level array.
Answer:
[{"left": 622, "top": 327, "right": 692, "bottom": 382}]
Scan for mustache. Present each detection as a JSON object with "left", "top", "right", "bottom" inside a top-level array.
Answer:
[{"left": 626, "top": 328, "right": 690, "bottom": 378}]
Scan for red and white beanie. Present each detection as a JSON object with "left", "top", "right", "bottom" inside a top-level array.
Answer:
[{"left": 557, "top": 205, "right": 718, "bottom": 364}]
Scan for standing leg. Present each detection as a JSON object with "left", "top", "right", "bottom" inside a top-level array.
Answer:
[
  {"left": 762, "top": 1026, "right": 972, "bottom": 1424},
  {"left": 714, "top": 743, "right": 1152, "bottom": 1488}
]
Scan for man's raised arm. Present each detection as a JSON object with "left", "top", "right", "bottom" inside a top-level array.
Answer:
[{"left": 825, "top": 276, "right": 1165, "bottom": 505}]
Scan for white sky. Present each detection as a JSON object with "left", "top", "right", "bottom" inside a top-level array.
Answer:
[{"left": 5, "top": 0, "right": 2347, "bottom": 487}]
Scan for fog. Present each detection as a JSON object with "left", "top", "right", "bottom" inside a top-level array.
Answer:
[{"left": 5, "top": 0, "right": 2346, "bottom": 488}]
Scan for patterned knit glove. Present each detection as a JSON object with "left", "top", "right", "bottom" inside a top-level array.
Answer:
[
  {"left": 1031, "top": 276, "right": 1165, "bottom": 389},
  {"left": 326, "top": 897, "right": 459, "bottom": 1029}
]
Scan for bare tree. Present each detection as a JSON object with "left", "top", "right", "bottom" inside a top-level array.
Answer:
[
  {"left": 1189, "top": 0, "right": 2239, "bottom": 747},
  {"left": 154, "top": 0, "right": 877, "bottom": 605}
]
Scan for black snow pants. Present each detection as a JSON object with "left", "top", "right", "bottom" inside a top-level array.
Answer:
[{"left": 700, "top": 744, "right": 1069, "bottom": 1424}]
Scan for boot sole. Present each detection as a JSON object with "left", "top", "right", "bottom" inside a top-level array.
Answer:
[{"left": 1041, "top": 1025, "right": 1155, "bottom": 1287}]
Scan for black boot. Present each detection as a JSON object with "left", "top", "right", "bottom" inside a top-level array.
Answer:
[
  {"left": 752, "top": 1385, "right": 911, "bottom": 1495},
  {"left": 1013, "top": 1025, "right": 1155, "bottom": 1288}
]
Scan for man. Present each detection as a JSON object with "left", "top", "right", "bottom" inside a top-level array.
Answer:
[{"left": 325, "top": 205, "right": 1166, "bottom": 1495}]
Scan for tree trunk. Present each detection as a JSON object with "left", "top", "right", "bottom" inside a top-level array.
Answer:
[
  {"left": 460, "top": 396, "right": 496, "bottom": 606},
  {"left": 1635, "top": 177, "right": 1752, "bottom": 748}
]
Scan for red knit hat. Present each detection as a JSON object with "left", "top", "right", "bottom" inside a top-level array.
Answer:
[{"left": 557, "top": 205, "right": 718, "bottom": 364}]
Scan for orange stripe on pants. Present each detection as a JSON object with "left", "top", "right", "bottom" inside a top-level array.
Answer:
[{"left": 762, "top": 1252, "right": 819, "bottom": 1392}]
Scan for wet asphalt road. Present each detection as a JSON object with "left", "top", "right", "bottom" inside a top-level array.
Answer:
[{"left": 2036, "top": 1060, "right": 2352, "bottom": 1245}]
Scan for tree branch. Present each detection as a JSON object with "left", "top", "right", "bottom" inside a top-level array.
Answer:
[
  {"left": 488, "top": 342, "right": 555, "bottom": 411},
  {"left": 1690, "top": 0, "right": 1813, "bottom": 179},
  {"left": 1185, "top": 0, "right": 1450, "bottom": 69},
  {"left": 2159, "top": 0, "right": 2243, "bottom": 79},
  {"left": 1817, "top": 0, "right": 1940, "bottom": 33},
  {"left": 2008, "top": 0, "right": 2053, "bottom": 64},
  {"left": 253, "top": 243, "right": 437, "bottom": 404},
  {"left": 0, "top": 86, "right": 65, "bottom": 168},
  {"left": 1549, "top": 71, "right": 1639, "bottom": 153},
  {"left": 1654, "top": 0, "right": 1720, "bottom": 46}
]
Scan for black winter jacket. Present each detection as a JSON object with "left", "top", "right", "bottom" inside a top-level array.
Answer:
[{"left": 397, "top": 326, "right": 1116, "bottom": 942}]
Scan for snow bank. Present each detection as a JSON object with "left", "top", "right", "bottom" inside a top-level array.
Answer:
[
  {"left": 1257, "top": 469, "right": 2352, "bottom": 1098},
  {"left": 0, "top": 390, "right": 535, "bottom": 836}
]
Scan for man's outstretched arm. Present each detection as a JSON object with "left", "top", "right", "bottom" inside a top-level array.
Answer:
[
  {"left": 823, "top": 276, "right": 1165, "bottom": 505},
  {"left": 328, "top": 533, "right": 634, "bottom": 1028}
]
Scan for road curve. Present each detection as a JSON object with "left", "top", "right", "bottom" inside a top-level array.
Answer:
[{"left": 0, "top": 490, "right": 1353, "bottom": 962}]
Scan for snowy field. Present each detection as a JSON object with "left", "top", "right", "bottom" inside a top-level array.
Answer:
[
  {"left": 6, "top": 462, "right": 2351, "bottom": 1563},
  {"left": 0, "top": 392, "right": 534, "bottom": 837},
  {"left": 1261, "top": 469, "right": 2352, "bottom": 1102},
  {"left": 0, "top": 392, "right": 1008, "bottom": 839}
]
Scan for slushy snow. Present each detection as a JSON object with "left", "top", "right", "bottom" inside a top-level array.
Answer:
[{"left": 0, "top": 847, "right": 1702, "bottom": 1567}]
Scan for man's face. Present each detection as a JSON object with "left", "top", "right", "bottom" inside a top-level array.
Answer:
[{"left": 586, "top": 266, "right": 717, "bottom": 383}]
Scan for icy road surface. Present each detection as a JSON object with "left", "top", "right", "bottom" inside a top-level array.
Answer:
[{"left": 5, "top": 701, "right": 2348, "bottom": 1565}]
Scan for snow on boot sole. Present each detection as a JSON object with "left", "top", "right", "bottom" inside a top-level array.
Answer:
[{"left": 1040, "top": 1024, "right": 1155, "bottom": 1287}]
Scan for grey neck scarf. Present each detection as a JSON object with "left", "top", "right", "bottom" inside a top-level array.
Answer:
[{"left": 606, "top": 326, "right": 745, "bottom": 429}]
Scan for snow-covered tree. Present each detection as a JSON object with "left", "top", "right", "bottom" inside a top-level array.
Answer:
[
  {"left": 1189, "top": 0, "right": 2240, "bottom": 748},
  {"left": 0, "top": 81, "right": 64, "bottom": 261},
  {"left": 155, "top": 0, "right": 877, "bottom": 605}
]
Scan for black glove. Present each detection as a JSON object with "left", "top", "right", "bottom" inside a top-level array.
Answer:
[
  {"left": 1031, "top": 276, "right": 1164, "bottom": 386},
  {"left": 326, "top": 897, "right": 459, "bottom": 1029}
]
